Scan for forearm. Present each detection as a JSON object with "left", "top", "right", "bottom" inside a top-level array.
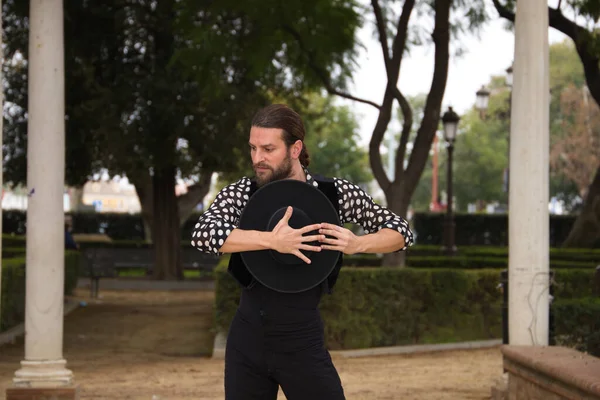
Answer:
[
  {"left": 356, "top": 228, "right": 406, "bottom": 254},
  {"left": 218, "top": 229, "right": 273, "bottom": 253}
]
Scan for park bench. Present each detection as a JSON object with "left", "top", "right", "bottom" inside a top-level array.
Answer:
[{"left": 81, "top": 247, "right": 220, "bottom": 297}]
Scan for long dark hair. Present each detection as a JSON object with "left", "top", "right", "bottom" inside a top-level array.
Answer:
[{"left": 251, "top": 104, "right": 310, "bottom": 167}]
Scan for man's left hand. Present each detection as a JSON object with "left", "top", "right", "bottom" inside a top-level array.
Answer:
[{"left": 318, "top": 223, "right": 361, "bottom": 255}]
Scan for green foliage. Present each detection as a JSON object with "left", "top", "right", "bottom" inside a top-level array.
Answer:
[
  {"left": 412, "top": 39, "right": 592, "bottom": 212},
  {"left": 553, "top": 297, "right": 600, "bottom": 357},
  {"left": 0, "top": 252, "right": 80, "bottom": 332},
  {"left": 213, "top": 266, "right": 597, "bottom": 349},
  {"left": 453, "top": 108, "right": 509, "bottom": 210},
  {"left": 412, "top": 212, "right": 578, "bottom": 247},
  {"left": 0, "top": 258, "right": 26, "bottom": 332},
  {"left": 301, "top": 94, "right": 372, "bottom": 185}
]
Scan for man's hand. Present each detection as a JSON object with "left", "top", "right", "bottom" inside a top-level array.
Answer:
[
  {"left": 270, "top": 206, "right": 324, "bottom": 264},
  {"left": 318, "top": 223, "right": 361, "bottom": 255}
]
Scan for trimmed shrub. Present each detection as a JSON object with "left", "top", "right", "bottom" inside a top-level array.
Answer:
[
  {"left": 213, "top": 266, "right": 596, "bottom": 350},
  {"left": 1, "top": 258, "right": 26, "bottom": 332},
  {"left": 552, "top": 297, "right": 600, "bottom": 357},
  {"left": 0, "top": 251, "right": 81, "bottom": 332}
]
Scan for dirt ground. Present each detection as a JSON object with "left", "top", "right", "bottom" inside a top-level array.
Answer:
[{"left": 0, "top": 288, "right": 503, "bottom": 399}]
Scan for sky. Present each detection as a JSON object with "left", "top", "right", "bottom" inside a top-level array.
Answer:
[{"left": 338, "top": 3, "right": 570, "bottom": 146}]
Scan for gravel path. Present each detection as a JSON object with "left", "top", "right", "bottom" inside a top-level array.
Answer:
[{"left": 0, "top": 289, "right": 502, "bottom": 399}]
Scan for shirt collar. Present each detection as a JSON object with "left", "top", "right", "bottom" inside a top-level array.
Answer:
[{"left": 303, "top": 167, "right": 319, "bottom": 188}]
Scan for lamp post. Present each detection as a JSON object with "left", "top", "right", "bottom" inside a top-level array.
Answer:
[
  {"left": 475, "top": 63, "right": 513, "bottom": 206},
  {"left": 505, "top": 64, "right": 513, "bottom": 201},
  {"left": 475, "top": 85, "right": 491, "bottom": 119},
  {"left": 441, "top": 106, "right": 460, "bottom": 255}
]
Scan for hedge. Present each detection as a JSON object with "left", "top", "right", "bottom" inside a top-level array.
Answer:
[
  {"left": 0, "top": 251, "right": 81, "bottom": 332},
  {"left": 553, "top": 297, "right": 600, "bottom": 357},
  {"left": 3, "top": 210, "right": 589, "bottom": 248},
  {"left": 214, "top": 266, "right": 597, "bottom": 350},
  {"left": 412, "top": 213, "right": 578, "bottom": 247}
]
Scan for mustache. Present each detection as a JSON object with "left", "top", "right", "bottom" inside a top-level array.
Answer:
[{"left": 253, "top": 163, "right": 271, "bottom": 170}]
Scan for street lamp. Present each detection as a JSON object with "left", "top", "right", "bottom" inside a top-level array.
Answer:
[
  {"left": 475, "top": 85, "right": 491, "bottom": 119},
  {"left": 505, "top": 64, "right": 513, "bottom": 87},
  {"left": 441, "top": 106, "right": 460, "bottom": 255},
  {"left": 474, "top": 62, "right": 514, "bottom": 206}
]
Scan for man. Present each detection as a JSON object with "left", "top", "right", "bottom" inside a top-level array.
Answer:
[{"left": 192, "top": 104, "right": 414, "bottom": 399}]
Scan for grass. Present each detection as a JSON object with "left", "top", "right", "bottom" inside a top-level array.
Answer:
[{"left": 116, "top": 268, "right": 214, "bottom": 279}]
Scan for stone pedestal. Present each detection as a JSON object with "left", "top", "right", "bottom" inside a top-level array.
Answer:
[
  {"left": 501, "top": 345, "right": 600, "bottom": 399},
  {"left": 6, "top": 387, "right": 79, "bottom": 400}
]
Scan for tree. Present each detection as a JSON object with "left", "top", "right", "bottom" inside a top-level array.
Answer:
[
  {"left": 289, "top": 0, "right": 488, "bottom": 265},
  {"left": 452, "top": 107, "right": 508, "bottom": 211},
  {"left": 2, "top": 0, "right": 362, "bottom": 278},
  {"left": 550, "top": 84, "right": 600, "bottom": 199},
  {"left": 493, "top": 0, "right": 600, "bottom": 248}
]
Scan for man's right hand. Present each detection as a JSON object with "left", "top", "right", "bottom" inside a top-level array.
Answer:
[{"left": 270, "top": 206, "right": 324, "bottom": 264}]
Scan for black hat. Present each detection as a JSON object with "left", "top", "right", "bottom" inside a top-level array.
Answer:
[{"left": 238, "top": 179, "right": 341, "bottom": 293}]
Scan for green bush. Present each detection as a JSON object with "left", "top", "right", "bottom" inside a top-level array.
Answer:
[
  {"left": 1, "top": 258, "right": 26, "bottom": 332},
  {"left": 412, "top": 213, "right": 577, "bottom": 247},
  {"left": 1, "top": 252, "right": 81, "bottom": 332},
  {"left": 552, "top": 297, "right": 600, "bottom": 357},
  {"left": 2, "top": 247, "right": 27, "bottom": 259},
  {"left": 213, "top": 266, "right": 597, "bottom": 350},
  {"left": 2, "top": 234, "right": 26, "bottom": 248}
]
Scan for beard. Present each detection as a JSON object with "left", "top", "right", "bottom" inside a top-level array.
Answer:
[{"left": 253, "top": 150, "right": 293, "bottom": 187}]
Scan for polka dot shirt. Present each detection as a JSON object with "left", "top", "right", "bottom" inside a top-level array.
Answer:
[{"left": 191, "top": 170, "right": 414, "bottom": 255}]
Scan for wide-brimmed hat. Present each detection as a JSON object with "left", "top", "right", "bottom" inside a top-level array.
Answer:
[{"left": 238, "top": 179, "right": 341, "bottom": 293}]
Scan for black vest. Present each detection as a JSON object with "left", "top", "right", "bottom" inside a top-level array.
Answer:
[{"left": 227, "top": 175, "right": 343, "bottom": 294}]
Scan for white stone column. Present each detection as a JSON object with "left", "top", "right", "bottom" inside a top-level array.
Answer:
[
  {"left": 13, "top": 0, "right": 73, "bottom": 387},
  {"left": 508, "top": 0, "right": 550, "bottom": 346},
  {"left": 0, "top": 0, "right": 4, "bottom": 330}
]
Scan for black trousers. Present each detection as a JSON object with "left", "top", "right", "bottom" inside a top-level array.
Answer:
[{"left": 224, "top": 283, "right": 345, "bottom": 400}]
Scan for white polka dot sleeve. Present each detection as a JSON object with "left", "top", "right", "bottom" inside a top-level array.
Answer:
[
  {"left": 334, "top": 178, "right": 414, "bottom": 251},
  {"left": 191, "top": 177, "right": 251, "bottom": 255}
]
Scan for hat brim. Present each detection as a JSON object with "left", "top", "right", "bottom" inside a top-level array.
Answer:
[{"left": 238, "top": 179, "right": 341, "bottom": 293}]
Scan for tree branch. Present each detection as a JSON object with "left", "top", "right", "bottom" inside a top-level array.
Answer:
[
  {"left": 370, "top": 0, "right": 392, "bottom": 77},
  {"left": 403, "top": 0, "right": 452, "bottom": 202},
  {"left": 393, "top": 87, "right": 412, "bottom": 179},
  {"left": 492, "top": 0, "right": 600, "bottom": 107},
  {"left": 390, "top": 0, "right": 416, "bottom": 74},
  {"left": 281, "top": 24, "right": 381, "bottom": 110},
  {"left": 365, "top": 0, "right": 416, "bottom": 195}
]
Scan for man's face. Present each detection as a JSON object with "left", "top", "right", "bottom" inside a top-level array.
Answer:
[{"left": 249, "top": 126, "right": 293, "bottom": 187}]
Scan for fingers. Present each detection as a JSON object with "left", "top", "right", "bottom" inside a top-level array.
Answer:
[
  {"left": 298, "top": 244, "right": 322, "bottom": 252},
  {"left": 319, "top": 237, "right": 340, "bottom": 245},
  {"left": 321, "top": 223, "right": 342, "bottom": 231},
  {"left": 278, "top": 206, "right": 293, "bottom": 225},
  {"left": 293, "top": 250, "right": 312, "bottom": 264},
  {"left": 320, "top": 244, "right": 341, "bottom": 251},
  {"left": 299, "top": 223, "right": 322, "bottom": 234},
  {"left": 301, "top": 234, "right": 325, "bottom": 243},
  {"left": 319, "top": 228, "right": 342, "bottom": 238}
]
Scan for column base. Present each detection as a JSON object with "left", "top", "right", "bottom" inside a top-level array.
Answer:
[
  {"left": 6, "top": 387, "right": 79, "bottom": 400},
  {"left": 12, "top": 360, "right": 74, "bottom": 388}
]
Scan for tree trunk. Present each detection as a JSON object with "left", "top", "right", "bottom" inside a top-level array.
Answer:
[
  {"left": 562, "top": 164, "right": 600, "bottom": 248},
  {"left": 152, "top": 166, "right": 183, "bottom": 280},
  {"left": 380, "top": 182, "right": 411, "bottom": 267},
  {"left": 68, "top": 186, "right": 85, "bottom": 212},
  {"left": 133, "top": 176, "right": 154, "bottom": 243}
]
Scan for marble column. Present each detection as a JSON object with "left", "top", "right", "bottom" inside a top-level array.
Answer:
[
  {"left": 508, "top": 0, "right": 550, "bottom": 346},
  {"left": 0, "top": 0, "right": 4, "bottom": 329},
  {"left": 12, "top": 0, "right": 74, "bottom": 387}
]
